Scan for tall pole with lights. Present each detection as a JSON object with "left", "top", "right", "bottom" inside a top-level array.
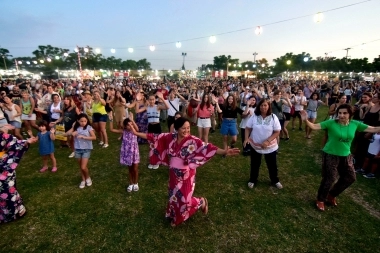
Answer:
[{"left": 181, "top": 52, "right": 187, "bottom": 70}]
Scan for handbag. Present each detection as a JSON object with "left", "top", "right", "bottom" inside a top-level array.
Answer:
[{"left": 290, "top": 106, "right": 295, "bottom": 116}]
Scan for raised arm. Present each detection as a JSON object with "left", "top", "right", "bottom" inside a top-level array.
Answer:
[{"left": 300, "top": 111, "right": 321, "bottom": 130}]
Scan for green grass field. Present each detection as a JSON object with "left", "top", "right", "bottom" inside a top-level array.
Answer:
[{"left": 1, "top": 106, "right": 380, "bottom": 253}]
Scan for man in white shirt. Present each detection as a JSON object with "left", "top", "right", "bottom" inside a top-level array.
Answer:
[{"left": 291, "top": 90, "right": 307, "bottom": 130}]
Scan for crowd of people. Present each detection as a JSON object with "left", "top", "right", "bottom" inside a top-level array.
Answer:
[{"left": 1, "top": 73, "right": 380, "bottom": 226}]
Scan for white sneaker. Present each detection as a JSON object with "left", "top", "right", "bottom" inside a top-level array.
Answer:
[
  {"left": 85, "top": 177, "right": 92, "bottom": 187},
  {"left": 248, "top": 182, "right": 254, "bottom": 189},
  {"left": 69, "top": 152, "right": 75, "bottom": 158},
  {"left": 133, "top": 184, "right": 139, "bottom": 192},
  {"left": 79, "top": 181, "right": 86, "bottom": 189},
  {"left": 99, "top": 141, "right": 104, "bottom": 145},
  {"left": 148, "top": 164, "right": 153, "bottom": 169},
  {"left": 127, "top": 185, "right": 133, "bottom": 192},
  {"left": 275, "top": 182, "right": 283, "bottom": 189},
  {"left": 102, "top": 144, "right": 109, "bottom": 148},
  {"left": 152, "top": 165, "right": 159, "bottom": 170}
]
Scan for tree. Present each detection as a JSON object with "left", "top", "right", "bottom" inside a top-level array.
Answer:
[{"left": 0, "top": 48, "right": 13, "bottom": 70}]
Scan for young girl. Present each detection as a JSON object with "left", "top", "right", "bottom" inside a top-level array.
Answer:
[
  {"left": 169, "top": 112, "right": 182, "bottom": 133},
  {"left": 65, "top": 114, "right": 96, "bottom": 188},
  {"left": 28, "top": 121, "right": 57, "bottom": 172},
  {"left": 109, "top": 114, "right": 140, "bottom": 192}
]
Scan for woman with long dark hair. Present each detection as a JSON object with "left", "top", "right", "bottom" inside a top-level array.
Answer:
[{"left": 244, "top": 99, "right": 282, "bottom": 189}]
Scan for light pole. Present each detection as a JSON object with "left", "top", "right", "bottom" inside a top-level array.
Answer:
[
  {"left": 344, "top": 48, "right": 351, "bottom": 63},
  {"left": 181, "top": 52, "right": 187, "bottom": 70},
  {"left": 253, "top": 52, "right": 258, "bottom": 65}
]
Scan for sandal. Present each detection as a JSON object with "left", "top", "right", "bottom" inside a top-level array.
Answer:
[
  {"left": 316, "top": 200, "right": 325, "bottom": 211},
  {"left": 326, "top": 194, "right": 337, "bottom": 207},
  {"left": 201, "top": 197, "right": 209, "bottom": 215},
  {"left": 17, "top": 205, "right": 27, "bottom": 218}
]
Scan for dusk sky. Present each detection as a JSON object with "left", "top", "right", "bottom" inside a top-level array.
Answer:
[{"left": 1, "top": 0, "right": 379, "bottom": 70}]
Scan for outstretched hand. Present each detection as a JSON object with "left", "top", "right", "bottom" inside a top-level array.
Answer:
[
  {"left": 299, "top": 110, "right": 308, "bottom": 121},
  {"left": 226, "top": 148, "right": 240, "bottom": 156}
]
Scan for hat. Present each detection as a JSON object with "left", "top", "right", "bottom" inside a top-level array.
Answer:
[
  {"left": 246, "top": 86, "right": 250, "bottom": 89},
  {"left": 83, "top": 91, "right": 91, "bottom": 95},
  {"left": 191, "top": 85, "right": 197, "bottom": 90}
]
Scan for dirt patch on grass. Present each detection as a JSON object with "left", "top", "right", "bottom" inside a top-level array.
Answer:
[{"left": 349, "top": 190, "right": 380, "bottom": 220}]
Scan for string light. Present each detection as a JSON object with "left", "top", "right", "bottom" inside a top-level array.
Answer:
[
  {"left": 95, "top": 48, "right": 101, "bottom": 54},
  {"left": 63, "top": 52, "right": 68, "bottom": 57},
  {"left": 176, "top": 42, "right": 181, "bottom": 48},
  {"left": 209, "top": 36, "right": 216, "bottom": 43},
  {"left": 110, "top": 48, "right": 116, "bottom": 53},
  {"left": 84, "top": 47, "right": 89, "bottom": 53},
  {"left": 314, "top": 12, "right": 324, "bottom": 23},
  {"left": 128, "top": 48, "right": 134, "bottom": 53},
  {"left": 149, "top": 45, "right": 155, "bottom": 51},
  {"left": 255, "top": 26, "right": 263, "bottom": 35},
  {"left": 40, "top": 60, "right": 44, "bottom": 63},
  {"left": 55, "top": 56, "right": 60, "bottom": 59}
]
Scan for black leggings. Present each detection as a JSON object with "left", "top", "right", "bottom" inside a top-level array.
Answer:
[{"left": 148, "top": 123, "right": 162, "bottom": 134}]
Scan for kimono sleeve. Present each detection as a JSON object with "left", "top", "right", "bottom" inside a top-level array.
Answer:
[
  {"left": 0, "top": 133, "right": 29, "bottom": 173},
  {"left": 147, "top": 133, "right": 172, "bottom": 166},
  {"left": 185, "top": 136, "right": 218, "bottom": 169}
]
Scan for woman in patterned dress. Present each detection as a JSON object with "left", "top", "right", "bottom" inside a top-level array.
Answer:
[
  {"left": 129, "top": 117, "right": 239, "bottom": 227},
  {"left": 0, "top": 125, "right": 37, "bottom": 223}
]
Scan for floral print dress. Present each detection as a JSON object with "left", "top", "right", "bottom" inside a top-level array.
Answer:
[
  {"left": 120, "top": 130, "right": 139, "bottom": 166},
  {"left": 147, "top": 133, "right": 218, "bottom": 226},
  {"left": 0, "top": 133, "right": 30, "bottom": 223}
]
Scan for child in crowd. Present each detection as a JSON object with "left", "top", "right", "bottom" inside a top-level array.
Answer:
[
  {"left": 109, "top": 114, "right": 140, "bottom": 192},
  {"left": 356, "top": 132, "right": 380, "bottom": 179},
  {"left": 65, "top": 113, "right": 96, "bottom": 188},
  {"left": 28, "top": 121, "right": 57, "bottom": 172},
  {"left": 169, "top": 112, "right": 182, "bottom": 133}
]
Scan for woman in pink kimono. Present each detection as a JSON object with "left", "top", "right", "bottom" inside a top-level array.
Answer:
[{"left": 130, "top": 117, "right": 239, "bottom": 227}]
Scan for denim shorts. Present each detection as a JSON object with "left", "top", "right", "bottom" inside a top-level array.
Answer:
[
  {"left": 75, "top": 149, "right": 92, "bottom": 159},
  {"left": 10, "top": 121, "right": 21, "bottom": 129},
  {"left": 92, "top": 113, "right": 108, "bottom": 123},
  {"left": 220, "top": 118, "right": 238, "bottom": 136},
  {"left": 307, "top": 110, "right": 317, "bottom": 119}
]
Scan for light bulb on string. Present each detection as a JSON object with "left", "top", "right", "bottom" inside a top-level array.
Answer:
[
  {"left": 209, "top": 36, "right": 216, "bottom": 43},
  {"left": 63, "top": 52, "right": 69, "bottom": 57},
  {"left": 286, "top": 60, "right": 291, "bottom": 65},
  {"left": 47, "top": 58, "right": 51, "bottom": 62},
  {"left": 149, "top": 45, "right": 155, "bottom": 51},
  {"left": 111, "top": 48, "right": 116, "bottom": 53},
  {"left": 95, "top": 48, "right": 101, "bottom": 54},
  {"left": 74, "top": 47, "right": 79, "bottom": 53},
  {"left": 33, "top": 61, "right": 37, "bottom": 64},
  {"left": 314, "top": 12, "right": 323, "bottom": 23},
  {"left": 26, "top": 61, "right": 30, "bottom": 65},
  {"left": 360, "top": 43, "right": 366, "bottom": 50},
  {"left": 303, "top": 57, "right": 309, "bottom": 62},
  {"left": 176, "top": 42, "right": 181, "bottom": 48},
  {"left": 84, "top": 47, "right": 89, "bottom": 53},
  {"left": 40, "top": 60, "right": 44, "bottom": 63},
  {"left": 128, "top": 48, "right": 134, "bottom": 53},
  {"left": 255, "top": 26, "right": 263, "bottom": 35},
  {"left": 55, "top": 56, "right": 60, "bottom": 60},
  {"left": 17, "top": 61, "right": 22, "bottom": 64}
]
